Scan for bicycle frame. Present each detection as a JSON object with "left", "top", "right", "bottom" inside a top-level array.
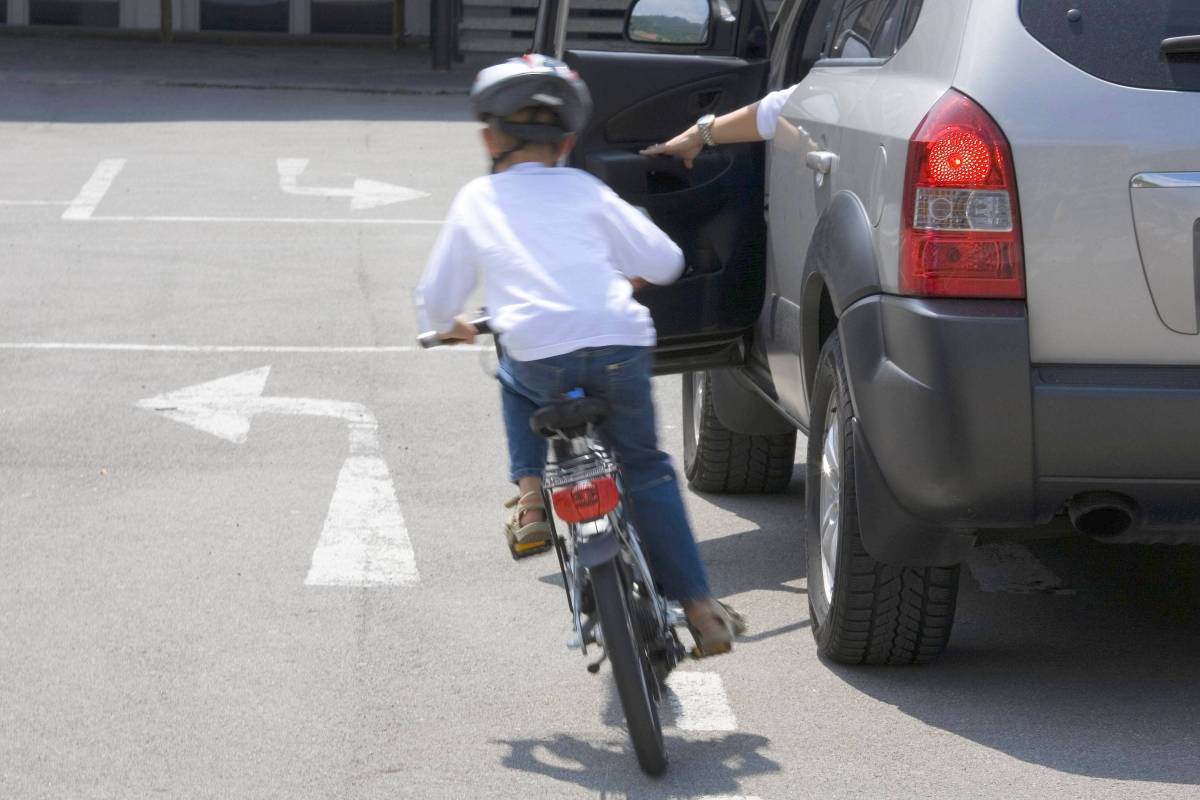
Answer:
[{"left": 541, "top": 429, "right": 678, "bottom": 665}]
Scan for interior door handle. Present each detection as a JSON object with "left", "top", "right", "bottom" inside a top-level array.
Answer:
[{"left": 806, "top": 151, "right": 838, "bottom": 174}]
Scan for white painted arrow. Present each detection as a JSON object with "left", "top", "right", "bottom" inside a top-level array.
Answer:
[
  {"left": 276, "top": 158, "right": 429, "bottom": 210},
  {"left": 137, "top": 366, "right": 419, "bottom": 587}
]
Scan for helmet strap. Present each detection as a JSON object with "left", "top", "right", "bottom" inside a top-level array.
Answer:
[{"left": 487, "top": 118, "right": 568, "bottom": 174}]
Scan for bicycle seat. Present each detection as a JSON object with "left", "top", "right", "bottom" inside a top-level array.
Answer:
[{"left": 530, "top": 397, "right": 610, "bottom": 437}]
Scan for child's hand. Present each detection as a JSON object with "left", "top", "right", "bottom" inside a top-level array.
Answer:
[{"left": 442, "top": 316, "right": 478, "bottom": 345}]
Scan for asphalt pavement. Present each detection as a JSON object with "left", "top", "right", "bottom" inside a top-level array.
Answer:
[{"left": 3, "top": 39, "right": 1200, "bottom": 800}]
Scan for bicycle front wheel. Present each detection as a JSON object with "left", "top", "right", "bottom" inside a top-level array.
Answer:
[{"left": 591, "top": 558, "right": 668, "bottom": 776}]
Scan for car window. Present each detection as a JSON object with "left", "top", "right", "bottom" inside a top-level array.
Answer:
[
  {"left": 1020, "top": 0, "right": 1200, "bottom": 92},
  {"left": 829, "top": 0, "right": 906, "bottom": 60},
  {"left": 783, "top": 0, "right": 844, "bottom": 84},
  {"left": 897, "top": 0, "right": 922, "bottom": 50}
]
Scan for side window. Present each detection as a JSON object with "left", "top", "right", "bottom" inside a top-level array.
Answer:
[
  {"left": 783, "top": 0, "right": 844, "bottom": 85},
  {"left": 829, "top": 0, "right": 906, "bottom": 60}
]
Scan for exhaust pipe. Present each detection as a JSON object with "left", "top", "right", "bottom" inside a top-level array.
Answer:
[{"left": 1067, "top": 492, "right": 1140, "bottom": 540}]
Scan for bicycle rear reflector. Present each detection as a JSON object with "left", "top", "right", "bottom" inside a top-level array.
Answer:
[{"left": 552, "top": 476, "right": 620, "bottom": 523}]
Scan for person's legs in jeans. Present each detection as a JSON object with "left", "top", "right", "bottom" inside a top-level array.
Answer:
[
  {"left": 498, "top": 359, "right": 552, "bottom": 537},
  {"left": 583, "top": 347, "right": 712, "bottom": 601}
]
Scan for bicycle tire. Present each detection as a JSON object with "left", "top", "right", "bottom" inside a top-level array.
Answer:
[{"left": 591, "top": 558, "right": 668, "bottom": 776}]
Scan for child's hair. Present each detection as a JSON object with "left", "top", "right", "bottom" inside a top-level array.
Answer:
[{"left": 488, "top": 106, "right": 565, "bottom": 159}]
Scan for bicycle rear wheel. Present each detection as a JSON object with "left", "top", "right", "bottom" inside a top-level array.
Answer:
[{"left": 591, "top": 558, "right": 667, "bottom": 776}]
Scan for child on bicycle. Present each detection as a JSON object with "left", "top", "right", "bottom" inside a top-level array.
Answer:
[{"left": 415, "top": 55, "right": 743, "bottom": 655}]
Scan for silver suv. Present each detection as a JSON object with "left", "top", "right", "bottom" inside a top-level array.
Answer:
[{"left": 531, "top": 0, "right": 1200, "bottom": 663}]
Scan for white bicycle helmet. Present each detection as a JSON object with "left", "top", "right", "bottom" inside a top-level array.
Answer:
[{"left": 471, "top": 54, "right": 593, "bottom": 164}]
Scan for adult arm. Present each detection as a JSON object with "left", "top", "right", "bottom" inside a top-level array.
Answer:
[{"left": 639, "top": 86, "right": 796, "bottom": 167}]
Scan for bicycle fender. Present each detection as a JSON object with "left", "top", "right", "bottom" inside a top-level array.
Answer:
[{"left": 577, "top": 527, "right": 621, "bottom": 568}]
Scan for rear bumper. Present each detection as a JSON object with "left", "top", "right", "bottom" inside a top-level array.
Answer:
[
  {"left": 838, "top": 295, "right": 1200, "bottom": 563},
  {"left": 1034, "top": 366, "right": 1200, "bottom": 542}
]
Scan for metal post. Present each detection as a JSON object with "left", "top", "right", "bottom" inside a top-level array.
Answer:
[
  {"left": 532, "top": 0, "right": 568, "bottom": 58},
  {"left": 431, "top": 0, "right": 455, "bottom": 71},
  {"left": 160, "top": 0, "right": 173, "bottom": 41},
  {"left": 392, "top": 0, "right": 405, "bottom": 49}
]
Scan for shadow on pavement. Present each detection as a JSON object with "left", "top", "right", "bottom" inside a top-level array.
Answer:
[
  {"left": 827, "top": 538, "right": 1200, "bottom": 785},
  {"left": 692, "top": 462, "right": 808, "bottom": 599},
  {"left": 537, "top": 463, "right": 810, "bottom": 644},
  {"left": 496, "top": 731, "right": 780, "bottom": 799}
]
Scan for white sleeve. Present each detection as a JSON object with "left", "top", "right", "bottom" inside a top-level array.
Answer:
[
  {"left": 414, "top": 197, "right": 479, "bottom": 334},
  {"left": 600, "top": 188, "right": 685, "bottom": 285},
  {"left": 755, "top": 85, "right": 797, "bottom": 141}
]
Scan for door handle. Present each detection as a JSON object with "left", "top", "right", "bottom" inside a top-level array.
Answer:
[{"left": 806, "top": 150, "right": 838, "bottom": 174}]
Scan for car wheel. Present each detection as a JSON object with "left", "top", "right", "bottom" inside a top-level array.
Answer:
[
  {"left": 806, "top": 332, "right": 960, "bottom": 665},
  {"left": 682, "top": 370, "right": 796, "bottom": 494}
]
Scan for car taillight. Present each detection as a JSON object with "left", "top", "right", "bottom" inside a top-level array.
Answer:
[
  {"left": 552, "top": 476, "right": 620, "bottom": 523},
  {"left": 900, "top": 90, "right": 1025, "bottom": 299}
]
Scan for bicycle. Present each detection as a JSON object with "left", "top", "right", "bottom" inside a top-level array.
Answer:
[{"left": 420, "top": 317, "right": 688, "bottom": 776}]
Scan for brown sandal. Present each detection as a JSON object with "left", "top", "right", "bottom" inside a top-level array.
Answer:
[
  {"left": 686, "top": 599, "right": 747, "bottom": 658},
  {"left": 503, "top": 491, "right": 553, "bottom": 559}
]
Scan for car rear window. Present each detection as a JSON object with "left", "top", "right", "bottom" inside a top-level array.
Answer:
[{"left": 1020, "top": 1, "right": 1200, "bottom": 92}]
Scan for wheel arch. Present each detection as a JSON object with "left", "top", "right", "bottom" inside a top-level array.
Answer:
[{"left": 799, "top": 190, "right": 883, "bottom": 397}]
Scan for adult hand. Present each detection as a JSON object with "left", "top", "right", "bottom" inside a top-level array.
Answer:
[{"left": 640, "top": 126, "right": 703, "bottom": 169}]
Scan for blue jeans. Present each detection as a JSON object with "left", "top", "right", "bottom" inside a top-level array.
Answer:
[{"left": 498, "top": 345, "right": 712, "bottom": 602}]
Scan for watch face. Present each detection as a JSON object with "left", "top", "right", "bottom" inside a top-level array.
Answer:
[{"left": 698, "top": 114, "right": 716, "bottom": 127}]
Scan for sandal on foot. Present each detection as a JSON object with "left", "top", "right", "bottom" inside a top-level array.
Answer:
[
  {"left": 504, "top": 491, "right": 552, "bottom": 558},
  {"left": 687, "top": 599, "right": 747, "bottom": 658}
]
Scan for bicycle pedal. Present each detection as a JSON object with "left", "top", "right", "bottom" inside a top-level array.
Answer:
[
  {"left": 586, "top": 650, "right": 607, "bottom": 674},
  {"left": 507, "top": 538, "right": 552, "bottom": 560}
]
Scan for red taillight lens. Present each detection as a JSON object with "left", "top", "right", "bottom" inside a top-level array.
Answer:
[
  {"left": 900, "top": 90, "right": 1025, "bottom": 299},
  {"left": 552, "top": 476, "right": 620, "bottom": 523}
]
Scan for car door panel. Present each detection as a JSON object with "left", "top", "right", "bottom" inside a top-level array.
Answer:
[
  {"left": 534, "top": 0, "right": 771, "bottom": 374},
  {"left": 563, "top": 50, "right": 768, "bottom": 372}
]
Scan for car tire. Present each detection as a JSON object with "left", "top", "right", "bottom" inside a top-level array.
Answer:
[
  {"left": 682, "top": 370, "right": 796, "bottom": 494},
  {"left": 806, "top": 332, "right": 959, "bottom": 665}
]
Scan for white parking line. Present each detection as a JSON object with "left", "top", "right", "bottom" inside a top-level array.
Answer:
[
  {"left": 665, "top": 671, "right": 737, "bottom": 731},
  {"left": 0, "top": 342, "right": 489, "bottom": 353},
  {"left": 62, "top": 159, "right": 126, "bottom": 220},
  {"left": 80, "top": 215, "right": 444, "bottom": 225}
]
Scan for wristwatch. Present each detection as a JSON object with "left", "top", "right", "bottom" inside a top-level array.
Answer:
[{"left": 696, "top": 113, "right": 717, "bottom": 148}]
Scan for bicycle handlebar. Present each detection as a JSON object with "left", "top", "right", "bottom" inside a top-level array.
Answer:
[{"left": 417, "top": 317, "right": 493, "bottom": 348}]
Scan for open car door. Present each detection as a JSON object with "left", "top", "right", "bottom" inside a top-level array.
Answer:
[{"left": 533, "top": 0, "right": 773, "bottom": 374}]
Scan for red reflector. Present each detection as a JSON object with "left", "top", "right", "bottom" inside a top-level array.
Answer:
[
  {"left": 552, "top": 476, "right": 620, "bottom": 523},
  {"left": 900, "top": 90, "right": 1025, "bottom": 299}
]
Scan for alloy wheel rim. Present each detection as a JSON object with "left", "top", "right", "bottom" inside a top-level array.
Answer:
[
  {"left": 819, "top": 393, "right": 841, "bottom": 606},
  {"left": 691, "top": 373, "right": 705, "bottom": 446}
]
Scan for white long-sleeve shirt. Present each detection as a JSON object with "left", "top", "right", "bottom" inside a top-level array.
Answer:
[
  {"left": 415, "top": 162, "right": 684, "bottom": 361},
  {"left": 756, "top": 86, "right": 798, "bottom": 141}
]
